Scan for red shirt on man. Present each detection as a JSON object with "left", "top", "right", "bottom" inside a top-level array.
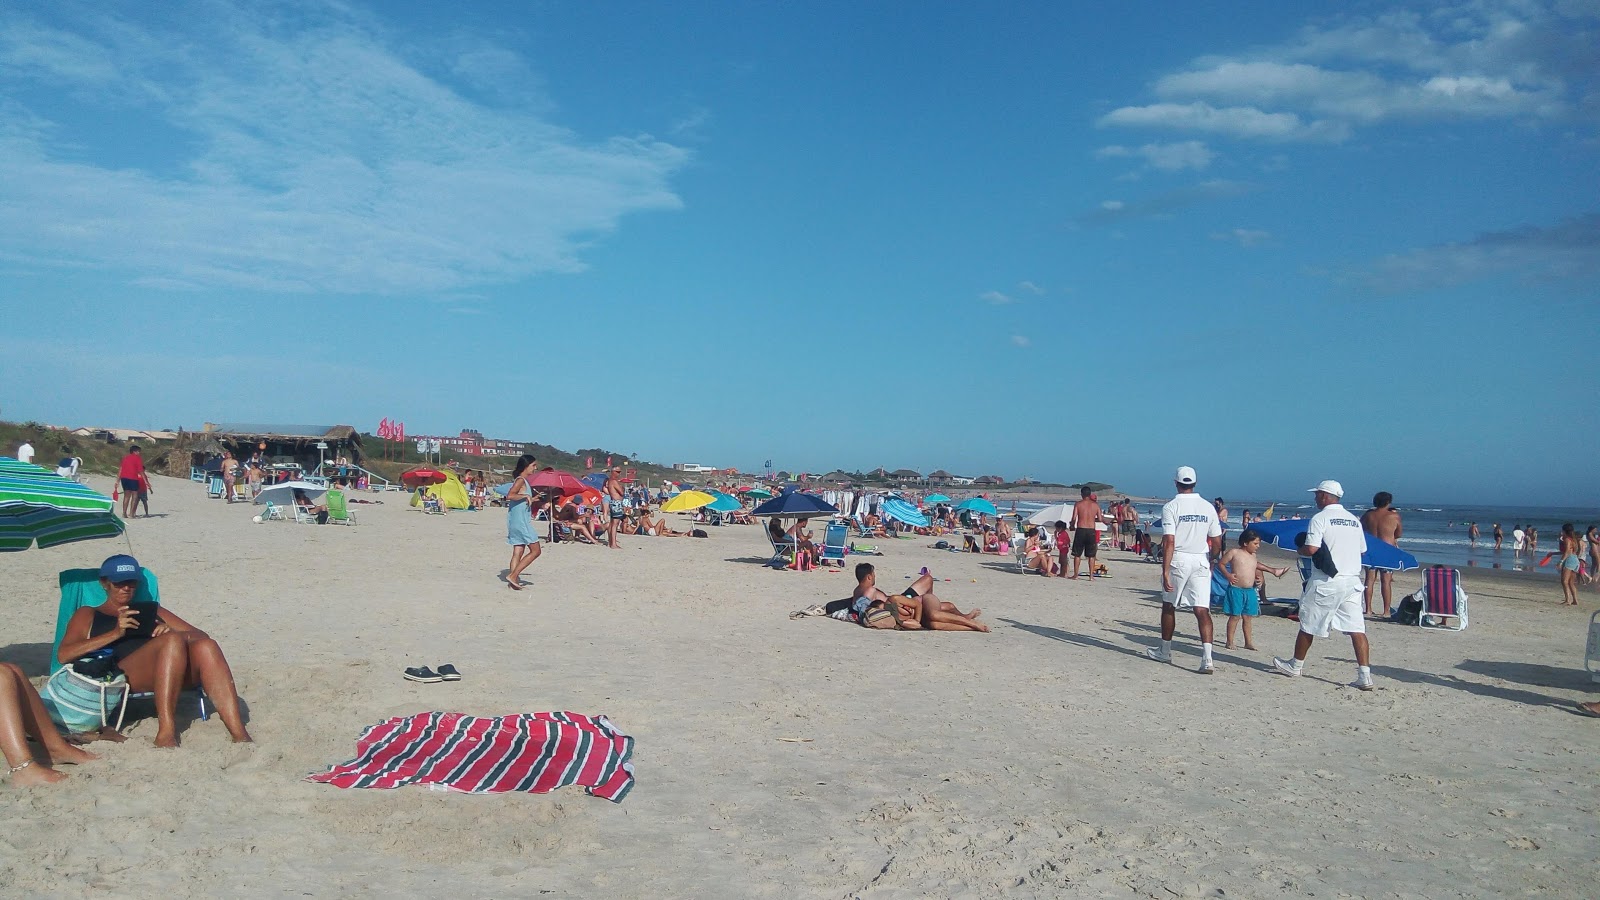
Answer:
[{"left": 118, "top": 452, "right": 145, "bottom": 481}]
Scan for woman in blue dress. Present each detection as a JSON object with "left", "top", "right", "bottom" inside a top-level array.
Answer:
[{"left": 505, "top": 454, "right": 543, "bottom": 590}]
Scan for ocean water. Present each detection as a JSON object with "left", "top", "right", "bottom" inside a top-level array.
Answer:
[{"left": 1007, "top": 498, "right": 1600, "bottom": 574}]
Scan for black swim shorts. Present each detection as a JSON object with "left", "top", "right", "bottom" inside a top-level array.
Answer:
[{"left": 1071, "top": 527, "right": 1098, "bottom": 558}]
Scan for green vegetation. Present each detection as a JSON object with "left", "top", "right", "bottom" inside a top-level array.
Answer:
[
  {"left": 355, "top": 434, "right": 683, "bottom": 485},
  {"left": 0, "top": 421, "right": 174, "bottom": 476}
]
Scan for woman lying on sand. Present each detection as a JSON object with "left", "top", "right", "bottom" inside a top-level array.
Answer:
[
  {"left": 1, "top": 663, "right": 98, "bottom": 786},
  {"left": 57, "top": 555, "right": 252, "bottom": 748}
]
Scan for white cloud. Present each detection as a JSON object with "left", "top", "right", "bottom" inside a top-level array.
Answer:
[
  {"left": 1211, "top": 228, "right": 1271, "bottom": 247},
  {"left": 1096, "top": 140, "right": 1215, "bottom": 171},
  {"left": 979, "top": 290, "right": 1016, "bottom": 305},
  {"left": 1099, "top": 102, "right": 1350, "bottom": 142},
  {"left": 0, "top": 5, "right": 688, "bottom": 294},
  {"left": 1010, "top": 335, "right": 1031, "bottom": 347},
  {"left": 1353, "top": 212, "right": 1600, "bottom": 294},
  {"left": 1016, "top": 280, "right": 1044, "bottom": 295},
  {"left": 1100, "top": 200, "right": 1125, "bottom": 210},
  {"left": 1079, "top": 180, "right": 1256, "bottom": 226},
  {"left": 1100, "top": 3, "right": 1597, "bottom": 143}
]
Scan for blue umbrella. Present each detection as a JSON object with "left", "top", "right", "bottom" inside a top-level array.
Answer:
[
  {"left": 750, "top": 491, "right": 838, "bottom": 519},
  {"left": 1246, "top": 518, "right": 1419, "bottom": 572},
  {"left": 581, "top": 473, "right": 609, "bottom": 489},
  {"left": 880, "top": 497, "right": 929, "bottom": 528},
  {"left": 924, "top": 493, "right": 952, "bottom": 504},
  {"left": 953, "top": 497, "right": 998, "bottom": 516},
  {"left": 706, "top": 491, "right": 742, "bottom": 513}
]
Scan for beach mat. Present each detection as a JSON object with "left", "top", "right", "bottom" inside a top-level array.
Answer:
[{"left": 307, "top": 711, "right": 634, "bottom": 801}]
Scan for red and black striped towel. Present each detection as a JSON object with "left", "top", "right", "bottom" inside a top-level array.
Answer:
[{"left": 307, "top": 711, "right": 635, "bottom": 802}]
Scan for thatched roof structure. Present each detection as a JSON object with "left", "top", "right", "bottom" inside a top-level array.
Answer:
[
  {"left": 973, "top": 475, "right": 1005, "bottom": 485},
  {"left": 891, "top": 468, "right": 922, "bottom": 480}
]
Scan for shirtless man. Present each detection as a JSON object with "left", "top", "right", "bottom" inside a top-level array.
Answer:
[
  {"left": 1467, "top": 522, "right": 1479, "bottom": 548},
  {"left": 850, "top": 563, "right": 988, "bottom": 632},
  {"left": 1069, "top": 487, "right": 1102, "bottom": 579},
  {"left": 1492, "top": 522, "right": 1503, "bottom": 551},
  {"left": 1119, "top": 501, "right": 1138, "bottom": 550},
  {"left": 604, "top": 468, "right": 626, "bottom": 549},
  {"left": 1361, "top": 491, "right": 1403, "bottom": 617}
]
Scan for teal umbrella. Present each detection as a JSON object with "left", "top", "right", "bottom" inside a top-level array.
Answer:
[
  {"left": 707, "top": 491, "right": 742, "bottom": 513},
  {"left": 0, "top": 457, "right": 126, "bottom": 551},
  {"left": 741, "top": 486, "right": 774, "bottom": 499},
  {"left": 953, "top": 497, "right": 998, "bottom": 516},
  {"left": 924, "top": 493, "right": 952, "bottom": 504}
]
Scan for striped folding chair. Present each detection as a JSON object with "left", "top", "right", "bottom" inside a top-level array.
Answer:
[{"left": 1419, "top": 566, "right": 1467, "bottom": 631}]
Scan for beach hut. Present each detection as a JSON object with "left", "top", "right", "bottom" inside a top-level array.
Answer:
[
  {"left": 891, "top": 469, "right": 922, "bottom": 484},
  {"left": 927, "top": 469, "right": 954, "bottom": 485},
  {"left": 193, "top": 424, "right": 364, "bottom": 474}
]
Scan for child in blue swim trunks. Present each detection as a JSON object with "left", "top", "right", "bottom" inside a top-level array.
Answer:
[{"left": 1217, "top": 528, "right": 1289, "bottom": 650}]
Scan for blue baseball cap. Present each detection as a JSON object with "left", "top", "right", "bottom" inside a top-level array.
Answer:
[{"left": 99, "top": 554, "right": 142, "bottom": 582}]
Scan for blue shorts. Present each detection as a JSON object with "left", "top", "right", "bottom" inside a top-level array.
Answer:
[{"left": 1221, "top": 583, "right": 1259, "bottom": 617}]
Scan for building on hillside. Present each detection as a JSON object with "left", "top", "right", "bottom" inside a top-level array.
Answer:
[
  {"left": 673, "top": 463, "right": 717, "bottom": 473},
  {"left": 948, "top": 475, "right": 975, "bottom": 485},
  {"left": 927, "top": 469, "right": 954, "bottom": 485},
  {"left": 68, "top": 427, "right": 179, "bottom": 443},
  {"left": 973, "top": 474, "right": 1006, "bottom": 485},
  {"left": 413, "top": 429, "right": 526, "bottom": 457},
  {"left": 891, "top": 468, "right": 922, "bottom": 483}
]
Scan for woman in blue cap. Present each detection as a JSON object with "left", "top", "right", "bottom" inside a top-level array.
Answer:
[{"left": 57, "top": 554, "right": 252, "bottom": 748}]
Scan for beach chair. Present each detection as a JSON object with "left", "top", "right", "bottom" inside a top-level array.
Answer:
[
  {"left": 819, "top": 521, "right": 848, "bottom": 566},
  {"left": 1418, "top": 566, "right": 1468, "bottom": 631},
  {"left": 261, "top": 502, "right": 285, "bottom": 521},
  {"left": 766, "top": 527, "right": 798, "bottom": 568},
  {"left": 207, "top": 475, "right": 224, "bottom": 498},
  {"left": 326, "top": 489, "right": 356, "bottom": 525},
  {"left": 293, "top": 503, "right": 320, "bottom": 525},
  {"left": 53, "top": 569, "right": 209, "bottom": 721},
  {"left": 189, "top": 466, "right": 206, "bottom": 483}
]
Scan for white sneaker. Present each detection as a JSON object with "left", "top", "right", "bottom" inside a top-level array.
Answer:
[
  {"left": 1145, "top": 646, "right": 1173, "bottom": 664},
  {"left": 1197, "top": 661, "right": 1214, "bottom": 675},
  {"left": 1352, "top": 671, "right": 1375, "bottom": 691},
  {"left": 1272, "top": 657, "right": 1303, "bottom": 678}
]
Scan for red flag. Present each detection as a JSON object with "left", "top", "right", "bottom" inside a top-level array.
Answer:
[
  {"left": 377, "top": 418, "right": 387, "bottom": 439},
  {"left": 398, "top": 422, "right": 405, "bottom": 442},
  {"left": 605, "top": 456, "right": 612, "bottom": 467},
  {"left": 586, "top": 456, "right": 593, "bottom": 469}
]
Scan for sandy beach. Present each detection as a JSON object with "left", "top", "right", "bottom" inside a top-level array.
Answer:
[{"left": 3, "top": 474, "right": 1597, "bottom": 898}]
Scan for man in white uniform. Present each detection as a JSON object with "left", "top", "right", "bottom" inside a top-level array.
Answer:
[
  {"left": 1273, "top": 480, "right": 1375, "bottom": 690},
  {"left": 16, "top": 440, "right": 34, "bottom": 465},
  {"left": 1146, "top": 466, "right": 1224, "bottom": 674}
]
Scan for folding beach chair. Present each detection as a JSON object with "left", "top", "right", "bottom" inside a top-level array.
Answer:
[
  {"left": 189, "top": 466, "right": 206, "bottom": 483},
  {"left": 293, "top": 502, "right": 321, "bottom": 525},
  {"left": 261, "top": 502, "right": 285, "bottom": 521},
  {"left": 1418, "top": 565, "right": 1468, "bottom": 631},
  {"left": 326, "top": 489, "right": 356, "bottom": 525},
  {"left": 207, "top": 475, "right": 224, "bottom": 498},
  {"left": 766, "top": 526, "right": 798, "bottom": 567},
  {"left": 819, "top": 521, "right": 848, "bottom": 566},
  {"left": 53, "top": 569, "right": 209, "bottom": 720}
]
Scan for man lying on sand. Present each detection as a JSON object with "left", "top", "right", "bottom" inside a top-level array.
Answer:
[{"left": 850, "top": 563, "right": 989, "bottom": 632}]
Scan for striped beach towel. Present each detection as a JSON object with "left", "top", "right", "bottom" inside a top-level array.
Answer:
[{"left": 306, "top": 711, "right": 635, "bottom": 802}]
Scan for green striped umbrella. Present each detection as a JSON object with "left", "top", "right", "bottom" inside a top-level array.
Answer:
[{"left": 0, "top": 457, "right": 126, "bottom": 551}]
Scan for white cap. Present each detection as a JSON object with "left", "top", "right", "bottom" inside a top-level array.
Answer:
[
  {"left": 1308, "top": 480, "right": 1343, "bottom": 497},
  {"left": 1175, "top": 466, "right": 1197, "bottom": 485}
]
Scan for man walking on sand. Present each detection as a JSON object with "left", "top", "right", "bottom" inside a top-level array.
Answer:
[
  {"left": 1069, "top": 486, "right": 1102, "bottom": 579},
  {"left": 1146, "top": 466, "right": 1223, "bottom": 674},
  {"left": 1273, "top": 480, "right": 1375, "bottom": 691},
  {"left": 1361, "top": 492, "right": 1403, "bottom": 617},
  {"left": 604, "top": 467, "right": 626, "bottom": 549},
  {"left": 117, "top": 445, "right": 145, "bottom": 519}
]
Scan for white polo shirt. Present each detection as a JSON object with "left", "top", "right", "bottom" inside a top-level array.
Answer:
[
  {"left": 17, "top": 442, "right": 33, "bottom": 464},
  {"left": 1305, "top": 502, "right": 1367, "bottom": 577},
  {"left": 1160, "top": 492, "right": 1221, "bottom": 555}
]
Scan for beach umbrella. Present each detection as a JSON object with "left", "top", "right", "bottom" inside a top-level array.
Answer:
[
  {"left": 750, "top": 492, "right": 838, "bottom": 519},
  {"left": 661, "top": 490, "right": 715, "bottom": 512},
  {"left": 254, "top": 480, "right": 328, "bottom": 512},
  {"left": 742, "top": 486, "right": 774, "bottom": 499},
  {"left": 704, "top": 491, "right": 743, "bottom": 513},
  {"left": 401, "top": 468, "right": 448, "bottom": 487},
  {"left": 581, "top": 473, "right": 609, "bottom": 489},
  {"left": 954, "top": 497, "right": 998, "bottom": 516},
  {"left": 526, "top": 469, "right": 588, "bottom": 497},
  {"left": 1245, "top": 518, "right": 1420, "bottom": 572},
  {"left": 0, "top": 458, "right": 126, "bottom": 551},
  {"left": 562, "top": 488, "right": 604, "bottom": 509},
  {"left": 1027, "top": 503, "right": 1074, "bottom": 526},
  {"left": 924, "top": 493, "right": 952, "bottom": 504},
  {"left": 880, "top": 497, "right": 929, "bottom": 528}
]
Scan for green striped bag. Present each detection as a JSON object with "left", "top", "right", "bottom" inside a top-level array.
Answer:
[{"left": 40, "top": 665, "right": 130, "bottom": 733}]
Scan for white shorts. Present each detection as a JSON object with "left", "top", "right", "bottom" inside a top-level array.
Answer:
[
  {"left": 1298, "top": 575, "right": 1366, "bottom": 638},
  {"left": 1164, "top": 553, "right": 1212, "bottom": 610}
]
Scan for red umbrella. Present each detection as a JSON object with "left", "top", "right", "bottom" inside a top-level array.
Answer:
[
  {"left": 401, "top": 468, "right": 448, "bottom": 487},
  {"left": 525, "top": 469, "right": 592, "bottom": 542},
  {"left": 565, "top": 488, "right": 604, "bottom": 509}
]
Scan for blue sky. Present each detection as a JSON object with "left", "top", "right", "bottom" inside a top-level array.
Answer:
[{"left": 1, "top": 1, "right": 1596, "bottom": 505}]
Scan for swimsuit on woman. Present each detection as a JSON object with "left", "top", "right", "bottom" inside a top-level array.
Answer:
[{"left": 88, "top": 610, "right": 151, "bottom": 662}]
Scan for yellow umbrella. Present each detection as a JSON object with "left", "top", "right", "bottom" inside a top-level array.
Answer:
[{"left": 660, "top": 490, "right": 715, "bottom": 512}]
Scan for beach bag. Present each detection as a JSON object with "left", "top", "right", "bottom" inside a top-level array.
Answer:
[
  {"left": 1391, "top": 594, "right": 1422, "bottom": 626},
  {"left": 41, "top": 659, "right": 130, "bottom": 733}
]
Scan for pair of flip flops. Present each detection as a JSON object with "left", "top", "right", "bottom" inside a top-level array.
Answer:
[{"left": 403, "top": 664, "right": 461, "bottom": 684}]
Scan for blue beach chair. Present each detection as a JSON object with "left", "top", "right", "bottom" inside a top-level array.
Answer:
[{"left": 53, "top": 569, "right": 209, "bottom": 720}]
